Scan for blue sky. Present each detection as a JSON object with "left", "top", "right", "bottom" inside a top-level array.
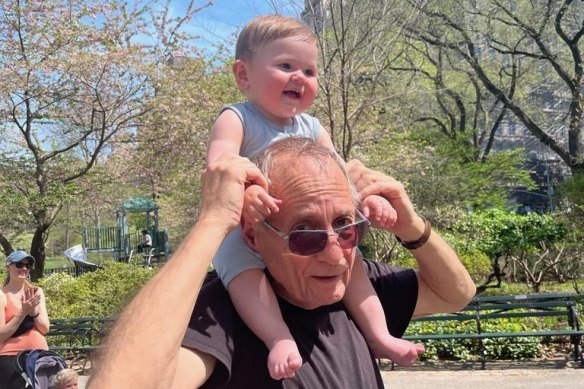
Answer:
[{"left": 176, "top": 0, "right": 300, "bottom": 56}]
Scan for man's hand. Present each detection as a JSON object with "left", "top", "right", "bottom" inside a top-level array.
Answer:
[
  {"left": 347, "top": 159, "right": 422, "bottom": 239},
  {"left": 200, "top": 153, "right": 268, "bottom": 231},
  {"left": 243, "top": 185, "right": 282, "bottom": 224}
]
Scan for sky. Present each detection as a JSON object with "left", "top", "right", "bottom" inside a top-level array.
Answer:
[{"left": 176, "top": 0, "right": 300, "bottom": 57}]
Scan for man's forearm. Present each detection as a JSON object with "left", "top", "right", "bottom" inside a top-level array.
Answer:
[
  {"left": 411, "top": 229, "right": 476, "bottom": 317},
  {"left": 89, "top": 217, "right": 228, "bottom": 389}
]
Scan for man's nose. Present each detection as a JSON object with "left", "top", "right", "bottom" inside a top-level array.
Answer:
[{"left": 314, "top": 235, "right": 347, "bottom": 264}]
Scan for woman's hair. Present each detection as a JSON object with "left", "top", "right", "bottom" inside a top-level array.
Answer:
[
  {"left": 50, "top": 368, "right": 78, "bottom": 388},
  {"left": 3, "top": 272, "right": 36, "bottom": 289},
  {"left": 235, "top": 14, "right": 316, "bottom": 61}
]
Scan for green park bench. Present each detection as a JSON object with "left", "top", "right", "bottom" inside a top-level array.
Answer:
[
  {"left": 402, "top": 292, "right": 583, "bottom": 369},
  {"left": 46, "top": 316, "right": 114, "bottom": 373}
]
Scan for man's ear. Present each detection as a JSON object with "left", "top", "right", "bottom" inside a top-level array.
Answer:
[
  {"left": 240, "top": 217, "right": 260, "bottom": 253},
  {"left": 233, "top": 59, "right": 250, "bottom": 91}
]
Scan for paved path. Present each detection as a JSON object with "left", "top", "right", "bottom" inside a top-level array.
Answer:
[
  {"left": 381, "top": 368, "right": 582, "bottom": 388},
  {"left": 380, "top": 358, "right": 582, "bottom": 389},
  {"left": 78, "top": 360, "right": 582, "bottom": 388}
]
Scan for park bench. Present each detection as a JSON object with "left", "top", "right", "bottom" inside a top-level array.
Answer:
[
  {"left": 403, "top": 292, "right": 583, "bottom": 369},
  {"left": 46, "top": 316, "right": 114, "bottom": 373}
]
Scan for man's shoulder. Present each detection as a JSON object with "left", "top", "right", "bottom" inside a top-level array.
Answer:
[
  {"left": 199, "top": 271, "right": 230, "bottom": 302},
  {"left": 192, "top": 272, "right": 239, "bottom": 325}
]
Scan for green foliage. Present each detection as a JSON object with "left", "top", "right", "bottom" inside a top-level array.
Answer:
[
  {"left": 406, "top": 319, "right": 543, "bottom": 361},
  {"left": 559, "top": 172, "right": 584, "bottom": 212},
  {"left": 454, "top": 208, "right": 565, "bottom": 259},
  {"left": 38, "top": 262, "right": 155, "bottom": 318},
  {"left": 444, "top": 232, "right": 492, "bottom": 281},
  {"left": 385, "top": 229, "right": 491, "bottom": 284},
  {"left": 411, "top": 134, "right": 534, "bottom": 211}
]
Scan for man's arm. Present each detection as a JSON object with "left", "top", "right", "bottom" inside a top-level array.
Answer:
[
  {"left": 401, "top": 216, "right": 476, "bottom": 318},
  {"left": 89, "top": 154, "right": 267, "bottom": 389},
  {"left": 347, "top": 160, "right": 476, "bottom": 318}
]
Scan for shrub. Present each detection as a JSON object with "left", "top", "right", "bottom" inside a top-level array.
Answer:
[
  {"left": 39, "top": 262, "right": 155, "bottom": 318},
  {"left": 405, "top": 318, "right": 543, "bottom": 361}
]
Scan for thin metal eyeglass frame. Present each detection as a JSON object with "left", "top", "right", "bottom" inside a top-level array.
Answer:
[{"left": 261, "top": 209, "right": 370, "bottom": 255}]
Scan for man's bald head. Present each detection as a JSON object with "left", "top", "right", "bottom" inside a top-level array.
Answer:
[{"left": 254, "top": 137, "right": 359, "bottom": 205}]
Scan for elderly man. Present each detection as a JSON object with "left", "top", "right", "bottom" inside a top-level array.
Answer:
[{"left": 89, "top": 138, "right": 475, "bottom": 388}]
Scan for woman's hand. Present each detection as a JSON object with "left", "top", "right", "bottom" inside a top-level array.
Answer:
[{"left": 20, "top": 288, "right": 41, "bottom": 317}]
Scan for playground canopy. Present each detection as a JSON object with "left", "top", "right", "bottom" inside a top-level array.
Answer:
[
  {"left": 117, "top": 197, "right": 160, "bottom": 230},
  {"left": 82, "top": 197, "right": 169, "bottom": 261}
]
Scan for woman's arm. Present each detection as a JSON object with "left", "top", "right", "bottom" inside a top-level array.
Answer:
[
  {"left": 31, "top": 287, "right": 50, "bottom": 334},
  {"left": 0, "top": 290, "right": 27, "bottom": 343}
]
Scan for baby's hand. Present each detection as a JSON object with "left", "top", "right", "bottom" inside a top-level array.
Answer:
[
  {"left": 360, "top": 194, "right": 397, "bottom": 229},
  {"left": 243, "top": 185, "right": 282, "bottom": 224}
]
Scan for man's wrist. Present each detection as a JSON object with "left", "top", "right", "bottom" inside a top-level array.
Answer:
[
  {"left": 396, "top": 217, "right": 432, "bottom": 250},
  {"left": 29, "top": 312, "right": 40, "bottom": 318}
]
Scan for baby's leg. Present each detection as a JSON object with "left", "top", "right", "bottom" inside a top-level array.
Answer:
[
  {"left": 344, "top": 256, "right": 424, "bottom": 366},
  {"left": 228, "top": 269, "right": 302, "bottom": 379}
]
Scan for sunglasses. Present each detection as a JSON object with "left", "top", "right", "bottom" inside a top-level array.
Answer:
[
  {"left": 14, "top": 262, "right": 32, "bottom": 269},
  {"left": 262, "top": 209, "right": 370, "bottom": 256}
]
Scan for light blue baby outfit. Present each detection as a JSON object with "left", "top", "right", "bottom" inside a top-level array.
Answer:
[{"left": 212, "top": 102, "right": 322, "bottom": 286}]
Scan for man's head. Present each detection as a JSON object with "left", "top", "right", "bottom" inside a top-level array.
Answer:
[
  {"left": 233, "top": 15, "right": 318, "bottom": 125},
  {"left": 241, "top": 138, "right": 365, "bottom": 309}
]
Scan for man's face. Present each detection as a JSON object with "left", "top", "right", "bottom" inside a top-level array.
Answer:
[{"left": 247, "top": 158, "right": 358, "bottom": 309}]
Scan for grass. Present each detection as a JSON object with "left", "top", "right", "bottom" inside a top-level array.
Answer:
[{"left": 45, "top": 257, "right": 73, "bottom": 270}]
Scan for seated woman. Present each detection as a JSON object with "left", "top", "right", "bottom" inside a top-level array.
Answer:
[{"left": 0, "top": 251, "right": 50, "bottom": 389}]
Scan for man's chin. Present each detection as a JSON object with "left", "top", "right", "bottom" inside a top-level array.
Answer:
[{"left": 305, "top": 289, "right": 346, "bottom": 309}]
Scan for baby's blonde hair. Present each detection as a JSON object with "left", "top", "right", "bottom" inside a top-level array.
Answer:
[
  {"left": 50, "top": 368, "right": 78, "bottom": 389},
  {"left": 235, "top": 15, "right": 316, "bottom": 61}
]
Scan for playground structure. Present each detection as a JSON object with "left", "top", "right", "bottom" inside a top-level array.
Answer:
[{"left": 81, "top": 197, "right": 169, "bottom": 262}]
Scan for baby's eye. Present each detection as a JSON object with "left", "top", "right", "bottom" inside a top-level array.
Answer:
[
  {"left": 278, "top": 63, "right": 292, "bottom": 71},
  {"left": 304, "top": 69, "right": 316, "bottom": 77}
]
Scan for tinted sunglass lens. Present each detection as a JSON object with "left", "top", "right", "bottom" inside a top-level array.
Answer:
[
  {"left": 15, "top": 262, "right": 31, "bottom": 269},
  {"left": 289, "top": 231, "right": 328, "bottom": 255},
  {"left": 337, "top": 225, "right": 358, "bottom": 248}
]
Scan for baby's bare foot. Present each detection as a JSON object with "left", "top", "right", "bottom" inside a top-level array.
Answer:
[
  {"left": 268, "top": 339, "right": 303, "bottom": 380},
  {"left": 372, "top": 336, "right": 424, "bottom": 367}
]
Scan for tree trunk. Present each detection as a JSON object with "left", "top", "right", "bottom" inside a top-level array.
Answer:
[
  {"left": 0, "top": 232, "right": 14, "bottom": 256},
  {"left": 29, "top": 228, "right": 48, "bottom": 281}
]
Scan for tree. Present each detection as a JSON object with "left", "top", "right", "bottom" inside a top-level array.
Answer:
[
  {"left": 0, "top": 0, "right": 208, "bottom": 279},
  {"left": 455, "top": 208, "right": 566, "bottom": 292},
  {"left": 302, "top": 0, "right": 421, "bottom": 159},
  {"left": 401, "top": 0, "right": 584, "bottom": 174},
  {"left": 129, "top": 55, "right": 241, "bottom": 244}
]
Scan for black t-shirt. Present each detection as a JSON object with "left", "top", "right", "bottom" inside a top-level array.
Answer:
[{"left": 182, "top": 259, "right": 418, "bottom": 388}]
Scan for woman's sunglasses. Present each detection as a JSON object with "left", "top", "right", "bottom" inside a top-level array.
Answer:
[
  {"left": 14, "top": 262, "right": 33, "bottom": 269},
  {"left": 262, "top": 209, "right": 370, "bottom": 256}
]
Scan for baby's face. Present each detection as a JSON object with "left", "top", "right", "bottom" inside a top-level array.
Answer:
[{"left": 240, "top": 37, "right": 318, "bottom": 126}]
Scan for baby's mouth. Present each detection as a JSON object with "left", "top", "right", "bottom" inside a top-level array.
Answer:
[{"left": 283, "top": 90, "right": 301, "bottom": 98}]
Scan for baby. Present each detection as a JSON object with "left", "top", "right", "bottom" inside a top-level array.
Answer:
[{"left": 207, "top": 14, "right": 424, "bottom": 380}]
